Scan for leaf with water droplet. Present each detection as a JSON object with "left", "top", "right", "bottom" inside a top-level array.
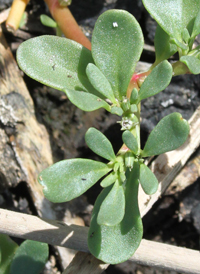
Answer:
[{"left": 92, "top": 10, "right": 144, "bottom": 99}]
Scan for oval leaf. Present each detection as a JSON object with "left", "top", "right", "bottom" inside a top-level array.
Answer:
[
  {"left": 38, "top": 159, "right": 110, "bottom": 203},
  {"left": 86, "top": 63, "right": 116, "bottom": 102},
  {"left": 10, "top": 240, "right": 48, "bottom": 274},
  {"left": 17, "top": 36, "right": 101, "bottom": 97},
  {"left": 137, "top": 61, "right": 172, "bottom": 102},
  {"left": 88, "top": 162, "right": 143, "bottom": 264},
  {"left": 40, "top": 15, "right": 57, "bottom": 28},
  {"left": 64, "top": 89, "right": 111, "bottom": 112},
  {"left": 139, "top": 163, "right": 158, "bottom": 195},
  {"left": 92, "top": 10, "right": 144, "bottom": 99},
  {"left": 180, "top": 55, "right": 200, "bottom": 74},
  {"left": 85, "top": 127, "right": 116, "bottom": 161},
  {"left": 100, "top": 172, "right": 117, "bottom": 187},
  {"left": 97, "top": 180, "right": 125, "bottom": 226},
  {"left": 0, "top": 234, "right": 18, "bottom": 274},
  {"left": 122, "top": 130, "right": 138, "bottom": 154},
  {"left": 142, "top": 113, "right": 190, "bottom": 157}
]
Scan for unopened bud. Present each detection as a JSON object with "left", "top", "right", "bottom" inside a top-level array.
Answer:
[
  {"left": 130, "top": 88, "right": 138, "bottom": 103},
  {"left": 125, "top": 151, "right": 134, "bottom": 170},
  {"left": 121, "top": 97, "right": 130, "bottom": 112}
]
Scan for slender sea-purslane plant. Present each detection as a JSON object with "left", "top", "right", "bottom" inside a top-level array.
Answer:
[{"left": 16, "top": 0, "right": 200, "bottom": 264}]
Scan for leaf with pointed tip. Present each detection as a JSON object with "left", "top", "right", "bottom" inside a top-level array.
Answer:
[
  {"left": 139, "top": 163, "right": 158, "bottom": 195},
  {"left": 182, "top": 28, "right": 190, "bottom": 44},
  {"left": 192, "top": 9, "right": 200, "bottom": 37},
  {"left": 180, "top": 55, "right": 200, "bottom": 74},
  {"left": 92, "top": 10, "right": 144, "bottom": 100},
  {"left": 38, "top": 159, "right": 111, "bottom": 203},
  {"left": 137, "top": 61, "right": 172, "bottom": 102},
  {"left": 97, "top": 180, "right": 125, "bottom": 226},
  {"left": 142, "top": 113, "right": 189, "bottom": 157},
  {"left": 17, "top": 36, "right": 102, "bottom": 98},
  {"left": 154, "top": 25, "right": 177, "bottom": 65},
  {"left": 64, "top": 89, "right": 111, "bottom": 112},
  {"left": 142, "top": 0, "right": 200, "bottom": 44},
  {"left": 122, "top": 130, "right": 138, "bottom": 154},
  {"left": 10, "top": 240, "right": 48, "bottom": 274},
  {"left": 85, "top": 127, "right": 116, "bottom": 161},
  {"left": 86, "top": 63, "right": 116, "bottom": 102},
  {"left": 0, "top": 234, "right": 18, "bottom": 274},
  {"left": 88, "top": 162, "right": 143, "bottom": 264}
]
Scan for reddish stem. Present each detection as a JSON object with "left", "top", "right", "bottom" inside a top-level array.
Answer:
[
  {"left": 44, "top": 0, "right": 91, "bottom": 50},
  {"left": 127, "top": 70, "right": 151, "bottom": 98}
]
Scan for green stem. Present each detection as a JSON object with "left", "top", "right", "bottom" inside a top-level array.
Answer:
[
  {"left": 56, "top": 26, "right": 62, "bottom": 36},
  {"left": 131, "top": 104, "right": 141, "bottom": 152}
]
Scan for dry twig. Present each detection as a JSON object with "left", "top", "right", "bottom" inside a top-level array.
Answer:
[
  {"left": 0, "top": 208, "right": 199, "bottom": 274},
  {"left": 6, "top": 0, "right": 29, "bottom": 32}
]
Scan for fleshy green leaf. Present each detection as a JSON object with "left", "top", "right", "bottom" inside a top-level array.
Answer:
[
  {"left": 142, "top": 113, "right": 190, "bottom": 157},
  {"left": 139, "top": 163, "right": 158, "bottom": 195},
  {"left": 122, "top": 130, "right": 138, "bottom": 154},
  {"left": 137, "top": 61, "right": 172, "bottom": 102},
  {"left": 10, "top": 240, "right": 48, "bottom": 274},
  {"left": 38, "top": 159, "right": 110, "bottom": 202},
  {"left": 40, "top": 15, "right": 57, "bottom": 28},
  {"left": 154, "top": 25, "right": 177, "bottom": 65},
  {"left": 64, "top": 89, "right": 111, "bottom": 112},
  {"left": 92, "top": 10, "right": 144, "bottom": 99},
  {"left": 88, "top": 162, "right": 143, "bottom": 264},
  {"left": 182, "top": 28, "right": 190, "bottom": 43},
  {"left": 85, "top": 127, "right": 116, "bottom": 161},
  {"left": 100, "top": 172, "right": 117, "bottom": 187},
  {"left": 191, "top": 9, "right": 200, "bottom": 37},
  {"left": 142, "top": 0, "right": 200, "bottom": 42},
  {"left": 17, "top": 36, "right": 101, "bottom": 97},
  {"left": 0, "top": 234, "right": 18, "bottom": 274},
  {"left": 130, "top": 88, "right": 138, "bottom": 103},
  {"left": 180, "top": 55, "right": 200, "bottom": 74},
  {"left": 97, "top": 180, "right": 125, "bottom": 226},
  {"left": 86, "top": 63, "right": 116, "bottom": 102}
]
